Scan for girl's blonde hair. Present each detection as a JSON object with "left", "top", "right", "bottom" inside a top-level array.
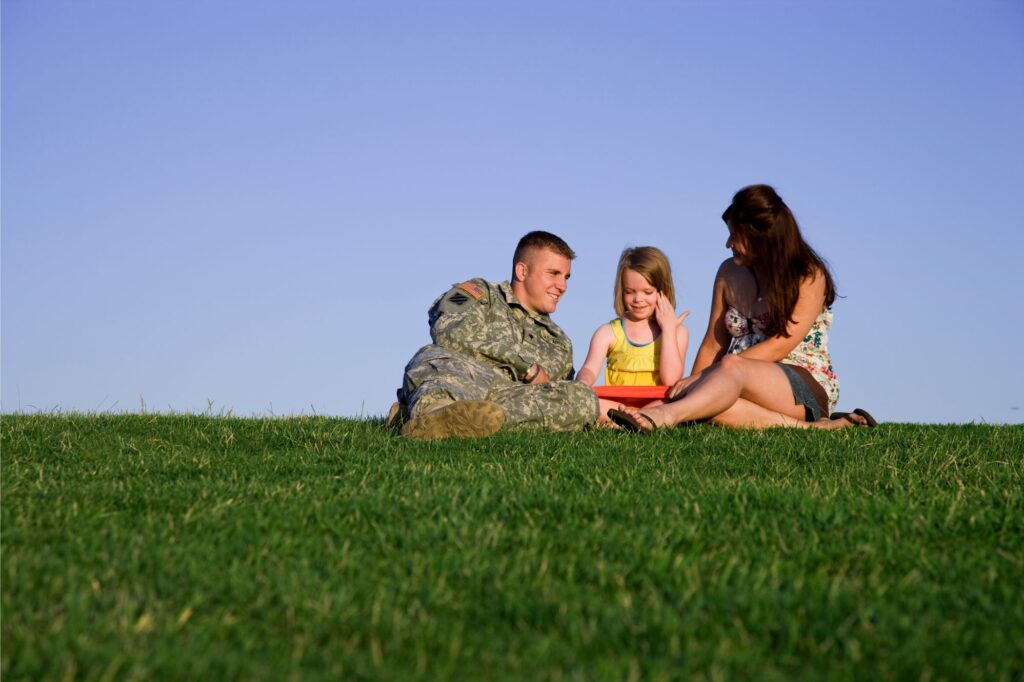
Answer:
[{"left": 613, "top": 246, "right": 676, "bottom": 318}]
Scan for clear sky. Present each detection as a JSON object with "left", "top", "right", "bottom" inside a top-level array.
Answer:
[{"left": 3, "top": 0, "right": 1023, "bottom": 424}]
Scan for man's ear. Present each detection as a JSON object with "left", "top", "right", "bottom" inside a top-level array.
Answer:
[{"left": 514, "top": 261, "right": 529, "bottom": 282}]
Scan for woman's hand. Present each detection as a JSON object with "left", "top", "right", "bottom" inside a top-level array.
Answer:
[
  {"left": 667, "top": 371, "right": 703, "bottom": 400},
  {"left": 668, "top": 378, "right": 688, "bottom": 401}
]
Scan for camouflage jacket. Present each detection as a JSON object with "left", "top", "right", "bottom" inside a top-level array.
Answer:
[{"left": 428, "top": 279, "right": 575, "bottom": 383}]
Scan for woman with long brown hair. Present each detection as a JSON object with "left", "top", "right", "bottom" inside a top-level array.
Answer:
[{"left": 610, "top": 184, "right": 875, "bottom": 430}]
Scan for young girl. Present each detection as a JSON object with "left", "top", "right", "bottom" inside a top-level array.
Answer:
[{"left": 576, "top": 246, "right": 689, "bottom": 387}]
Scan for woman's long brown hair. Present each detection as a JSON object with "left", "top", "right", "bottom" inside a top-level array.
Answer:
[{"left": 722, "top": 185, "right": 836, "bottom": 338}]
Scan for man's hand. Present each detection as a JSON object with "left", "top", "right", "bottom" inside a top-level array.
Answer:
[{"left": 525, "top": 362, "right": 550, "bottom": 385}]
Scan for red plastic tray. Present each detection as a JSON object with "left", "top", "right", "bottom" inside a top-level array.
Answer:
[{"left": 593, "top": 385, "right": 671, "bottom": 407}]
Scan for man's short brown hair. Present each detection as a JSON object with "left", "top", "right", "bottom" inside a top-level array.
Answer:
[{"left": 512, "top": 231, "right": 576, "bottom": 266}]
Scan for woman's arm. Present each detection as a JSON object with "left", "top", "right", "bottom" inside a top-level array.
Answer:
[
  {"left": 575, "top": 323, "right": 615, "bottom": 386},
  {"left": 738, "top": 270, "right": 826, "bottom": 362},
  {"left": 690, "top": 262, "right": 733, "bottom": 375}
]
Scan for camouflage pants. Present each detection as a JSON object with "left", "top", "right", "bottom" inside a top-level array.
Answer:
[{"left": 399, "top": 345, "right": 599, "bottom": 432}]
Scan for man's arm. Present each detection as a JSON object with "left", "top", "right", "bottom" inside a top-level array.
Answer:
[{"left": 429, "top": 280, "right": 534, "bottom": 381}]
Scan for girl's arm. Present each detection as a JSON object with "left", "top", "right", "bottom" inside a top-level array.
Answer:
[
  {"left": 675, "top": 318, "right": 690, "bottom": 378},
  {"left": 738, "top": 269, "right": 826, "bottom": 362},
  {"left": 690, "top": 261, "right": 733, "bottom": 375},
  {"left": 654, "top": 294, "right": 689, "bottom": 385},
  {"left": 575, "top": 323, "right": 615, "bottom": 386}
]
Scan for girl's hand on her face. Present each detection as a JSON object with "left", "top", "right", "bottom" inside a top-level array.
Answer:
[{"left": 654, "top": 293, "right": 676, "bottom": 329}]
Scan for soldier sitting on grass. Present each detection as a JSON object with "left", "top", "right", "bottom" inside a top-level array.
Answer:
[{"left": 391, "top": 230, "right": 622, "bottom": 440}]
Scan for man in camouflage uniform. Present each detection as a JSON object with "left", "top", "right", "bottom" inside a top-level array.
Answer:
[{"left": 393, "top": 231, "right": 603, "bottom": 440}]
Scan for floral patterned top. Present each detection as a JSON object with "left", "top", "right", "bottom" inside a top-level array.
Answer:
[{"left": 724, "top": 306, "right": 839, "bottom": 413}]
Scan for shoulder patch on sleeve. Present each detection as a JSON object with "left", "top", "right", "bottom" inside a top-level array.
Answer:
[
  {"left": 447, "top": 292, "right": 470, "bottom": 306},
  {"left": 433, "top": 280, "right": 490, "bottom": 316},
  {"left": 456, "top": 281, "right": 486, "bottom": 300}
]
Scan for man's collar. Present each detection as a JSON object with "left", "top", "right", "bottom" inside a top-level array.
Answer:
[
  {"left": 498, "top": 281, "right": 527, "bottom": 310},
  {"left": 498, "top": 281, "right": 557, "bottom": 328}
]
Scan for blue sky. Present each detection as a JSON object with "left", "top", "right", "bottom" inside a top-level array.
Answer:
[{"left": 3, "top": 0, "right": 1022, "bottom": 424}]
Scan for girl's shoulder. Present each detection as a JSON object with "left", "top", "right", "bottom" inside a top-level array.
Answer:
[{"left": 591, "top": 320, "right": 618, "bottom": 341}]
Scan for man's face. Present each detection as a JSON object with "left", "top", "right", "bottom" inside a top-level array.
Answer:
[{"left": 513, "top": 247, "right": 572, "bottom": 314}]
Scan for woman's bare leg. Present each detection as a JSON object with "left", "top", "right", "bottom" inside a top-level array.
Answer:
[
  {"left": 596, "top": 398, "right": 627, "bottom": 426},
  {"left": 709, "top": 398, "right": 805, "bottom": 428},
  {"left": 627, "top": 355, "right": 805, "bottom": 427},
  {"left": 709, "top": 398, "right": 867, "bottom": 429}
]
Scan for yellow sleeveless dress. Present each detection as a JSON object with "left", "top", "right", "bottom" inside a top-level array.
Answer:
[{"left": 603, "top": 318, "right": 662, "bottom": 386}]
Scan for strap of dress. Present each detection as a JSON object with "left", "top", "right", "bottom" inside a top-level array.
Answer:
[{"left": 610, "top": 318, "right": 625, "bottom": 347}]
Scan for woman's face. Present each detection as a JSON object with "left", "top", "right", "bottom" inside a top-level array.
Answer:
[{"left": 725, "top": 224, "right": 750, "bottom": 264}]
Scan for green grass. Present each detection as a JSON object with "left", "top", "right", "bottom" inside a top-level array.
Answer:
[{"left": 2, "top": 415, "right": 1022, "bottom": 680}]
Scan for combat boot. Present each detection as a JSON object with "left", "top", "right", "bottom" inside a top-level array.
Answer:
[
  {"left": 385, "top": 401, "right": 405, "bottom": 431},
  {"left": 401, "top": 400, "right": 506, "bottom": 440}
]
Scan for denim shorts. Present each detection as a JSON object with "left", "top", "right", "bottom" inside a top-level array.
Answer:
[{"left": 779, "top": 363, "right": 829, "bottom": 422}]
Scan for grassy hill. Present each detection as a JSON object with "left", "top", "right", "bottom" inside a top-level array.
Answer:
[{"left": 3, "top": 415, "right": 1022, "bottom": 680}]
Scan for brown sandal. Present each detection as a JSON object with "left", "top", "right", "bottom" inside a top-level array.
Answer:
[
  {"left": 607, "top": 408, "right": 658, "bottom": 433},
  {"left": 829, "top": 408, "right": 878, "bottom": 428}
]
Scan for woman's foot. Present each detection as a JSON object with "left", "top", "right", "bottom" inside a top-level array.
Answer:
[
  {"left": 813, "top": 408, "right": 877, "bottom": 429},
  {"left": 607, "top": 406, "right": 661, "bottom": 433}
]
